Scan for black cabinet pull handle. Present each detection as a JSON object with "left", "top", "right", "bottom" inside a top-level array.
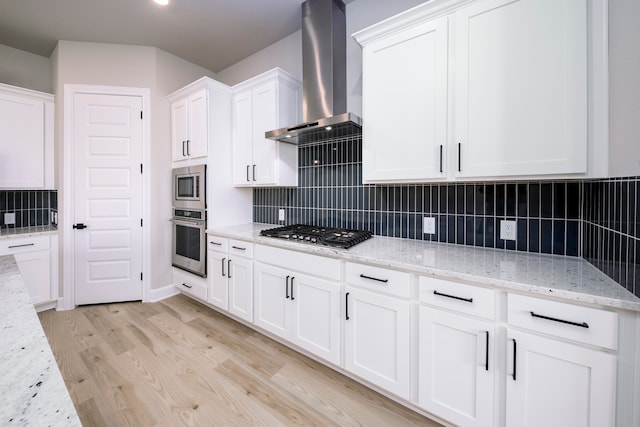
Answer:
[
  {"left": 246, "top": 165, "right": 250, "bottom": 181},
  {"left": 286, "top": 275, "right": 290, "bottom": 299},
  {"left": 530, "top": 311, "right": 589, "bottom": 328},
  {"left": 359, "top": 274, "right": 388, "bottom": 283},
  {"left": 182, "top": 141, "right": 186, "bottom": 157},
  {"left": 290, "top": 277, "right": 295, "bottom": 300},
  {"left": 8, "top": 243, "right": 35, "bottom": 249},
  {"left": 227, "top": 259, "right": 232, "bottom": 279},
  {"left": 221, "top": 257, "right": 226, "bottom": 277},
  {"left": 252, "top": 164, "right": 257, "bottom": 181},
  {"left": 345, "top": 292, "right": 350, "bottom": 320},
  {"left": 511, "top": 338, "right": 517, "bottom": 381},
  {"left": 231, "top": 246, "right": 246, "bottom": 251},
  {"left": 484, "top": 331, "right": 489, "bottom": 371},
  {"left": 186, "top": 140, "right": 190, "bottom": 156},
  {"left": 433, "top": 290, "right": 473, "bottom": 303},
  {"left": 181, "top": 283, "right": 193, "bottom": 289},
  {"left": 439, "top": 144, "right": 443, "bottom": 173},
  {"left": 458, "top": 142, "right": 461, "bottom": 172},
  {"left": 210, "top": 241, "right": 222, "bottom": 246}
]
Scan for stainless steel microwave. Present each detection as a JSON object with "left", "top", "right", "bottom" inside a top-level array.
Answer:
[{"left": 172, "top": 164, "right": 206, "bottom": 210}]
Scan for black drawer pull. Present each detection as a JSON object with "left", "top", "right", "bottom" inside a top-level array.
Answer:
[
  {"left": 181, "top": 283, "right": 193, "bottom": 289},
  {"left": 231, "top": 246, "right": 246, "bottom": 251},
  {"left": 8, "top": 243, "right": 35, "bottom": 249},
  {"left": 210, "top": 241, "right": 222, "bottom": 246},
  {"left": 433, "top": 290, "right": 473, "bottom": 303},
  {"left": 530, "top": 311, "right": 589, "bottom": 328},
  {"left": 359, "top": 274, "right": 388, "bottom": 283}
]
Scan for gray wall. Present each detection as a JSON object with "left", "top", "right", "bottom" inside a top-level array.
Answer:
[{"left": 0, "top": 43, "right": 51, "bottom": 93}]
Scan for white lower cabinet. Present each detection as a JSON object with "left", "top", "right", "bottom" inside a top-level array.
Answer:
[
  {"left": 1, "top": 234, "right": 58, "bottom": 309},
  {"left": 419, "top": 308, "right": 495, "bottom": 427},
  {"left": 344, "top": 285, "right": 411, "bottom": 400},
  {"left": 253, "top": 245, "right": 341, "bottom": 365},
  {"left": 506, "top": 293, "right": 618, "bottom": 427},
  {"left": 173, "top": 267, "right": 208, "bottom": 301},
  {"left": 207, "top": 236, "right": 253, "bottom": 322}
]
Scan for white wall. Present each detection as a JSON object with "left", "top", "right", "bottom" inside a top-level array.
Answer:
[
  {"left": 0, "top": 43, "right": 51, "bottom": 93},
  {"left": 609, "top": 0, "right": 640, "bottom": 176},
  {"left": 52, "top": 40, "right": 216, "bottom": 292}
]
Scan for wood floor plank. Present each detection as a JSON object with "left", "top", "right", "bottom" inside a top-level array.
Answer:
[{"left": 39, "top": 294, "right": 443, "bottom": 427}]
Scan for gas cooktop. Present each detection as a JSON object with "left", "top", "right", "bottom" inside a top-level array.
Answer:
[{"left": 260, "top": 224, "right": 372, "bottom": 249}]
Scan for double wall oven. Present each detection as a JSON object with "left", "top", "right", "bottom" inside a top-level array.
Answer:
[{"left": 171, "top": 165, "right": 207, "bottom": 277}]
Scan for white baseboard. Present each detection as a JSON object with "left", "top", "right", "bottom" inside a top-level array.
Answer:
[{"left": 146, "top": 284, "right": 180, "bottom": 302}]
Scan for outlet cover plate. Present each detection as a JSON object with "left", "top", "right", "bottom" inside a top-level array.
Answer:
[
  {"left": 423, "top": 217, "right": 436, "bottom": 234},
  {"left": 4, "top": 212, "right": 16, "bottom": 225},
  {"left": 500, "top": 220, "right": 517, "bottom": 241},
  {"left": 278, "top": 209, "right": 285, "bottom": 221}
]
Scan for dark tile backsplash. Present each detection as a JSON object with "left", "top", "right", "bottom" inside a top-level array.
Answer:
[
  {"left": 253, "top": 133, "right": 640, "bottom": 298},
  {"left": 0, "top": 190, "right": 58, "bottom": 228}
]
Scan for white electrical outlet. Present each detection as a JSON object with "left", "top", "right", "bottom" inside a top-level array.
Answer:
[
  {"left": 500, "top": 220, "right": 517, "bottom": 241},
  {"left": 4, "top": 212, "right": 16, "bottom": 225},
  {"left": 423, "top": 217, "right": 436, "bottom": 234},
  {"left": 278, "top": 209, "right": 285, "bottom": 221}
]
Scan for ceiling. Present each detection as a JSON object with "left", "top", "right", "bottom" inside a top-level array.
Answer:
[{"left": 0, "top": 0, "right": 313, "bottom": 73}]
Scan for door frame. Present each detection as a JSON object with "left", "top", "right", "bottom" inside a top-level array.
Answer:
[{"left": 60, "top": 84, "right": 151, "bottom": 310}]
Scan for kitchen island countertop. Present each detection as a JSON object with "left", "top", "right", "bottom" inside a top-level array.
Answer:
[
  {"left": 0, "top": 255, "right": 80, "bottom": 426},
  {"left": 208, "top": 223, "right": 640, "bottom": 312}
]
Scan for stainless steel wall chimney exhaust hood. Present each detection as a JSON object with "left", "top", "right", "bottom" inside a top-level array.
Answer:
[{"left": 265, "top": 0, "right": 362, "bottom": 144}]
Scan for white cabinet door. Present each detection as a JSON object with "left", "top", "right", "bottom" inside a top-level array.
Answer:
[
  {"left": 344, "top": 286, "right": 411, "bottom": 399},
  {"left": 0, "top": 88, "right": 53, "bottom": 189},
  {"left": 228, "top": 256, "right": 253, "bottom": 322},
  {"left": 14, "top": 250, "right": 51, "bottom": 305},
  {"left": 454, "top": 0, "right": 587, "bottom": 178},
  {"left": 207, "top": 250, "right": 228, "bottom": 311},
  {"left": 186, "top": 89, "right": 208, "bottom": 160},
  {"left": 291, "top": 273, "right": 341, "bottom": 365},
  {"left": 253, "top": 263, "right": 290, "bottom": 338},
  {"left": 232, "top": 90, "right": 254, "bottom": 186},
  {"left": 506, "top": 330, "right": 617, "bottom": 427},
  {"left": 251, "top": 81, "right": 278, "bottom": 185},
  {"left": 171, "top": 97, "right": 189, "bottom": 162},
  {"left": 361, "top": 16, "right": 448, "bottom": 183},
  {"left": 418, "top": 307, "right": 494, "bottom": 427}
]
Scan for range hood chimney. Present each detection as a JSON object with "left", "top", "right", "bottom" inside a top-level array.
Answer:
[{"left": 265, "top": 0, "right": 362, "bottom": 144}]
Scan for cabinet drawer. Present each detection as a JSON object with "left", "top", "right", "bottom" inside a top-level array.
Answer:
[
  {"left": 174, "top": 268, "right": 208, "bottom": 301},
  {"left": 345, "top": 262, "right": 411, "bottom": 298},
  {"left": 419, "top": 275, "right": 495, "bottom": 320},
  {"left": 229, "top": 239, "right": 253, "bottom": 258},
  {"left": 0, "top": 235, "right": 50, "bottom": 255},
  {"left": 507, "top": 293, "right": 618, "bottom": 350},
  {"left": 207, "top": 235, "right": 228, "bottom": 253},
  {"left": 254, "top": 245, "right": 341, "bottom": 281}
]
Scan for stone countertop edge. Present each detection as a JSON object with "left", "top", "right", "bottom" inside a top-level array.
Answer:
[
  {"left": 207, "top": 223, "right": 640, "bottom": 313},
  {"left": 0, "top": 255, "right": 81, "bottom": 426},
  {"left": 0, "top": 225, "right": 59, "bottom": 239}
]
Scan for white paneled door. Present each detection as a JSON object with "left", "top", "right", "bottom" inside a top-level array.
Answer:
[{"left": 73, "top": 93, "right": 143, "bottom": 305}]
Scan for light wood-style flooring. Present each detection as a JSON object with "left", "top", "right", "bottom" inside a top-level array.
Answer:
[{"left": 39, "top": 294, "right": 442, "bottom": 426}]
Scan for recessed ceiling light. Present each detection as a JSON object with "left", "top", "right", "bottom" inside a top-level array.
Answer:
[{"left": 154, "top": 0, "right": 169, "bottom": 5}]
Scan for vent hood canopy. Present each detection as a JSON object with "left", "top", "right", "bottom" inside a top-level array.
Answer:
[{"left": 265, "top": 0, "right": 362, "bottom": 144}]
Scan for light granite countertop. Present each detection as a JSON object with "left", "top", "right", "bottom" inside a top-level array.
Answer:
[
  {"left": 0, "top": 225, "right": 58, "bottom": 240},
  {"left": 0, "top": 255, "right": 81, "bottom": 426},
  {"left": 208, "top": 223, "right": 640, "bottom": 312}
]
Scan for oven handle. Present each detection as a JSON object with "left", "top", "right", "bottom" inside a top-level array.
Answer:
[{"left": 171, "top": 218, "right": 205, "bottom": 227}]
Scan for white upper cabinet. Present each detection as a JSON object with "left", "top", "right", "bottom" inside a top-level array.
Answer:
[
  {"left": 170, "top": 87, "right": 208, "bottom": 162},
  {"left": 454, "top": 0, "right": 587, "bottom": 178},
  {"left": 231, "top": 68, "right": 301, "bottom": 187},
  {"left": 360, "top": 16, "right": 448, "bottom": 182},
  {"left": 0, "top": 83, "right": 54, "bottom": 189},
  {"left": 355, "top": 0, "right": 606, "bottom": 182}
]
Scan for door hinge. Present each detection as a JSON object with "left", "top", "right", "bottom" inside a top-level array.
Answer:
[
  {"left": 140, "top": 272, "right": 143, "bottom": 281},
  {"left": 140, "top": 163, "right": 143, "bottom": 174},
  {"left": 140, "top": 111, "right": 143, "bottom": 119},
  {"left": 140, "top": 218, "right": 143, "bottom": 227}
]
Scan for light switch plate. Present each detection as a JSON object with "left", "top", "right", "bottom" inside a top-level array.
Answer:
[
  {"left": 500, "top": 220, "right": 517, "bottom": 241},
  {"left": 278, "top": 209, "right": 285, "bottom": 221},
  {"left": 4, "top": 212, "right": 15, "bottom": 225},
  {"left": 423, "top": 217, "right": 436, "bottom": 234}
]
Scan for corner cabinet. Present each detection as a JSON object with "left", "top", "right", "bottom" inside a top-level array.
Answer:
[
  {"left": 231, "top": 68, "right": 301, "bottom": 187},
  {"left": 354, "top": 0, "right": 606, "bottom": 182},
  {"left": 0, "top": 83, "right": 54, "bottom": 189}
]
